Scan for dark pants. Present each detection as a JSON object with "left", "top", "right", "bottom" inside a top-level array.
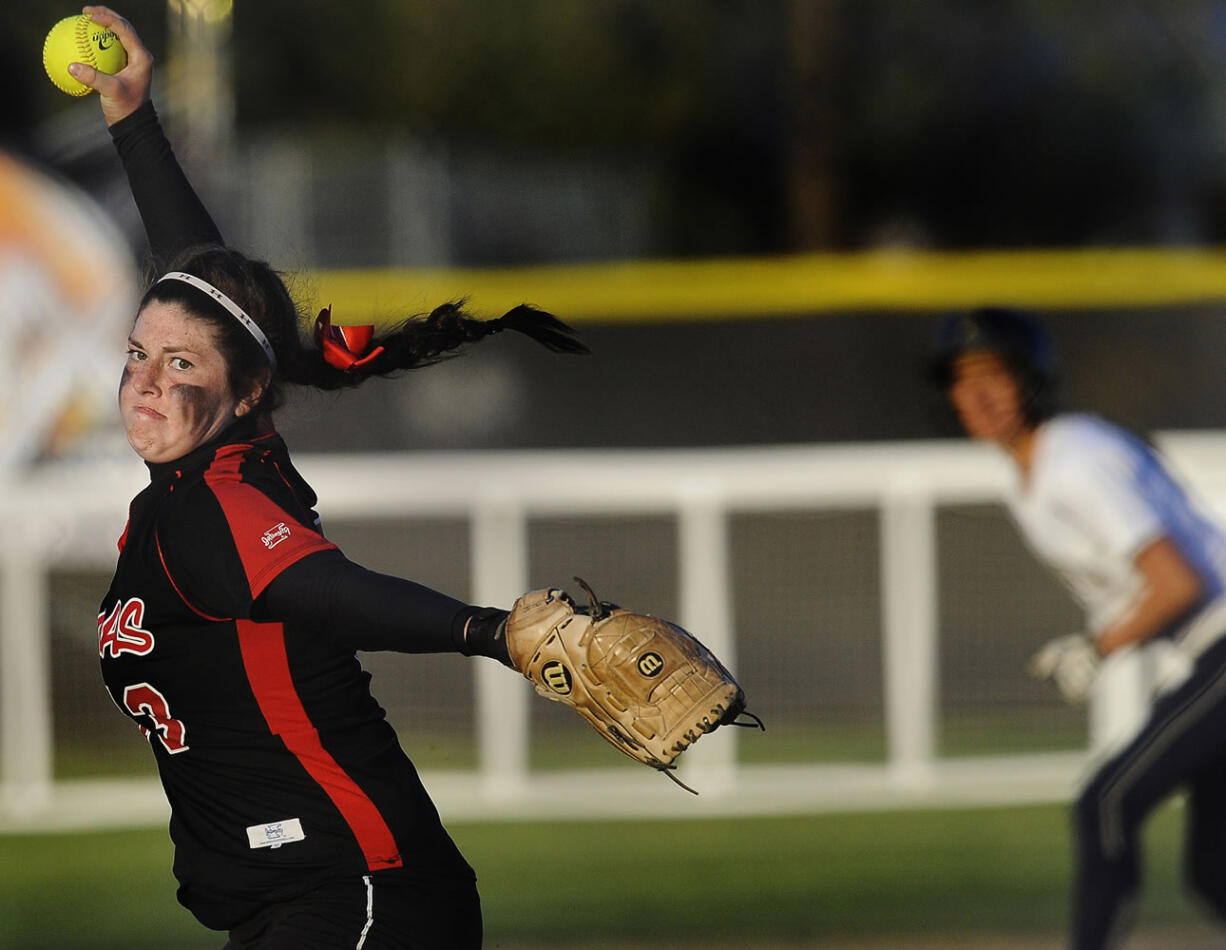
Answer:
[
  {"left": 1071, "top": 637, "right": 1226, "bottom": 949},
  {"left": 221, "top": 872, "right": 482, "bottom": 950}
]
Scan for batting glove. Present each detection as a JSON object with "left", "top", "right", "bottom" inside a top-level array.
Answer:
[{"left": 1027, "top": 633, "right": 1100, "bottom": 705}]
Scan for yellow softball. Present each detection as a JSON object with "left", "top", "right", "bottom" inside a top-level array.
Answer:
[{"left": 43, "top": 15, "right": 127, "bottom": 97}]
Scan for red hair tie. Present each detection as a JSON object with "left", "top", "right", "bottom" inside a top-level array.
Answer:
[{"left": 314, "top": 306, "right": 386, "bottom": 371}]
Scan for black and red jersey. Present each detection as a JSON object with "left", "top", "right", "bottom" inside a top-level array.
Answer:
[{"left": 98, "top": 416, "right": 473, "bottom": 930}]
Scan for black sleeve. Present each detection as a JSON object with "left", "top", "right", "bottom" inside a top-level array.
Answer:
[
  {"left": 253, "top": 550, "right": 511, "bottom": 664},
  {"left": 108, "top": 100, "right": 223, "bottom": 271}
]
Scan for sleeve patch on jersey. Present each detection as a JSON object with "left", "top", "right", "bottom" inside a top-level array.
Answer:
[
  {"left": 204, "top": 478, "right": 337, "bottom": 599},
  {"left": 261, "top": 522, "right": 292, "bottom": 550}
]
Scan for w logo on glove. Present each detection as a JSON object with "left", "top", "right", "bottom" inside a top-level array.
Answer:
[
  {"left": 637, "top": 652, "right": 664, "bottom": 677},
  {"left": 541, "top": 661, "right": 573, "bottom": 695}
]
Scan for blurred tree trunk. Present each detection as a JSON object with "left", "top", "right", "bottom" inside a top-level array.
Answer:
[{"left": 788, "top": 0, "right": 842, "bottom": 250}]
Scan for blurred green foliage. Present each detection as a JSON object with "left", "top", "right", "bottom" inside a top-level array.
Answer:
[
  {"left": 11, "top": 1, "right": 1226, "bottom": 255},
  {"left": 235, "top": 2, "right": 780, "bottom": 148}
]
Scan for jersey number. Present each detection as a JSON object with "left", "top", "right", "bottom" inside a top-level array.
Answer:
[{"left": 123, "top": 683, "right": 190, "bottom": 754}]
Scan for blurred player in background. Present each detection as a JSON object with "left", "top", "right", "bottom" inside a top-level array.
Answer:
[
  {"left": 930, "top": 306, "right": 1226, "bottom": 950},
  {"left": 0, "top": 45, "right": 136, "bottom": 467},
  {"left": 76, "top": 7, "right": 586, "bottom": 949}
]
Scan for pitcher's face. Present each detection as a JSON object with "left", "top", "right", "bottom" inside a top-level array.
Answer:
[{"left": 119, "top": 302, "right": 246, "bottom": 463}]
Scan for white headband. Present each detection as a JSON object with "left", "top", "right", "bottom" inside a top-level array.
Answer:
[{"left": 157, "top": 271, "right": 278, "bottom": 370}]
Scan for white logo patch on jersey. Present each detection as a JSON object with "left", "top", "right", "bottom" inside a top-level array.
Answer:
[
  {"left": 247, "top": 817, "right": 306, "bottom": 849},
  {"left": 261, "top": 522, "right": 291, "bottom": 550}
]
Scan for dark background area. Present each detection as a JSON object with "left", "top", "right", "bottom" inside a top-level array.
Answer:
[
  {"left": 14, "top": 1, "right": 1226, "bottom": 256},
  {"left": 269, "top": 304, "right": 1226, "bottom": 452},
  {"left": 11, "top": 2, "right": 1226, "bottom": 451}
]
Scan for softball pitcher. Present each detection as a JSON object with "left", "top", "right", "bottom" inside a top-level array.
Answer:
[{"left": 77, "top": 7, "right": 585, "bottom": 948}]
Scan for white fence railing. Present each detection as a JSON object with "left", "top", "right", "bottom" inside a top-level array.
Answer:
[{"left": 5, "top": 434, "right": 1226, "bottom": 830}]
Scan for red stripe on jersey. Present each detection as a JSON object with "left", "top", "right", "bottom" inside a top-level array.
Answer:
[
  {"left": 236, "top": 620, "right": 403, "bottom": 871},
  {"left": 203, "top": 448, "right": 336, "bottom": 598},
  {"left": 156, "top": 535, "right": 228, "bottom": 622}
]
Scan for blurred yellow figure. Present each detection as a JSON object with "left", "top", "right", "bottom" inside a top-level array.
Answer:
[{"left": 0, "top": 148, "right": 137, "bottom": 466}]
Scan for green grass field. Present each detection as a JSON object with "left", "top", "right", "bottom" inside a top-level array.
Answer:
[{"left": 0, "top": 801, "right": 1213, "bottom": 950}]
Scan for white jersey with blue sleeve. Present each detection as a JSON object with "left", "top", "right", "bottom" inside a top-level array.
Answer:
[{"left": 1006, "top": 413, "right": 1226, "bottom": 647}]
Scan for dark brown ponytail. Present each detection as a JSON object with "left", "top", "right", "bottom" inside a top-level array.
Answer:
[
  {"left": 140, "top": 244, "right": 588, "bottom": 415},
  {"left": 289, "top": 300, "right": 588, "bottom": 389}
]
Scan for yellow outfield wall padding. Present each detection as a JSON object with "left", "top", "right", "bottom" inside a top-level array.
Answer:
[{"left": 306, "top": 248, "right": 1226, "bottom": 326}]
